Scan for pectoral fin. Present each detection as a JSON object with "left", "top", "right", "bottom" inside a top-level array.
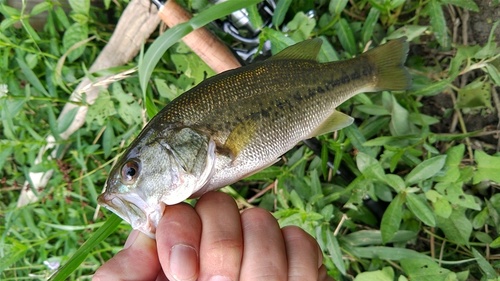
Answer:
[
  {"left": 306, "top": 111, "right": 354, "bottom": 138},
  {"left": 223, "top": 119, "right": 258, "bottom": 159}
]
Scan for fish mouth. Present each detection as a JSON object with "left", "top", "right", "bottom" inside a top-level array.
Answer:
[{"left": 98, "top": 192, "right": 165, "bottom": 239}]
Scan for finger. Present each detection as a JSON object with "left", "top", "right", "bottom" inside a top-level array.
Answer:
[
  {"left": 239, "top": 208, "right": 287, "bottom": 281},
  {"left": 318, "top": 265, "right": 334, "bottom": 281},
  {"left": 282, "top": 226, "right": 322, "bottom": 281},
  {"left": 157, "top": 202, "right": 202, "bottom": 281},
  {"left": 93, "top": 230, "right": 160, "bottom": 281},
  {"left": 155, "top": 270, "right": 170, "bottom": 281},
  {"left": 195, "top": 192, "right": 243, "bottom": 280}
]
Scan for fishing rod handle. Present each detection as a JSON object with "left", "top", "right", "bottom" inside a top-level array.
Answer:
[{"left": 158, "top": 0, "right": 242, "bottom": 73}]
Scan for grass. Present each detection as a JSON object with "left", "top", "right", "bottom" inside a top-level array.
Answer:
[{"left": 1, "top": 0, "right": 500, "bottom": 280}]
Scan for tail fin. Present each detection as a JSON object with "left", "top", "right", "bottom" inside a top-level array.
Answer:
[{"left": 362, "top": 37, "right": 412, "bottom": 91}]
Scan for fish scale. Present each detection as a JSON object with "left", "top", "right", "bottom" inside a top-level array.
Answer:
[{"left": 98, "top": 37, "right": 412, "bottom": 237}]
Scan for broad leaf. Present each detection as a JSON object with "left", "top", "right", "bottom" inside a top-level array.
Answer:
[
  {"left": 342, "top": 230, "right": 418, "bottom": 247},
  {"left": 433, "top": 197, "right": 453, "bottom": 218},
  {"left": 384, "top": 174, "right": 406, "bottom": 192},
  {"left": 356, "top": 152, "right": 388, "bottom": 184},
  {"left": 62, "top": 23, "right": 88, "bottom": 61},
  {"left": 387, "top": 25, "right": 429, "bottom": 41},
  {"left": 85, "top": 91, "right": 116, "bottom": 126},
  {"left": 286, "top": 12, "right": 316, "bottom": 41},
  {"left": 474, "top": 150, "right": 500, "bottom": 184},
  {"left": 405, "top": 155, "right": 447, "bottom": 186},
  {"left": 68, "top": 0, "right": 90, "bottom": 15},
  {"left": 381, "top": 193, "right": 405, "bottom": 243},
  {"left": 435, "top": 144, "right": 464, "bottom": 183},
  {"left": 401, "top": 258, "right": 456, "bottom": 281},
  {"left": 435, "top": 182, "right": 480, "bottom": 210},
  {"left": 384, "top": 93, "right": 416, "bottom": 136},
  {"left": 436, "top": 209, "right": 472, "bottom": 246},
  {"left": 406, "top": 193, "right": 436, "bottom": 227},
  {"left": 354, "top": 266, "right": 394, "bottom": 281},
  {"left": 344, "top": 124, "right": 377, "bottom": 157},
  {"left": 485, "top": 63, "right": 500, "bottom": 86},
  {"left": 472, "top": 207, "right": 489, "bottom": 229},
  {"left": 426, "top": 0, "right": 450, "bottom": 49},
  {"left": 456, "top": 77, "right": 492, "bottom": 109},
  {"left": 113, "top": 84, "right": 142, "bottom": 126},
  {"left": 490, "top": 236, "right": 500, "bottom": 248}
]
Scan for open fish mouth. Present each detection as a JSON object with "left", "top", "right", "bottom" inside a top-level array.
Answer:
[{"left": 98, "top": 192, "right": 165, "bottom": 238}]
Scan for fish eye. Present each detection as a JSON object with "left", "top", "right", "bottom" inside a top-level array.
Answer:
[{"left": 121, "top": 159, "right": 140, "bottom": 184}]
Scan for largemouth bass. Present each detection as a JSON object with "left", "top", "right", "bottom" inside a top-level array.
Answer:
[{"left": 98, "top": 38, "right": 411, "bottom": 237}]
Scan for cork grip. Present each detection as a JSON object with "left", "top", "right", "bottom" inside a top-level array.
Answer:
[{"left": 158, "top": 0, "right": 242, "bottom": 73}]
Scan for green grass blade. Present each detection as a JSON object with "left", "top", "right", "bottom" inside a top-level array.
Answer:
[
  {"left": 471, "top": 247, "right": 497, "bottom": 278},
  {"left": 190, "top": 0, "right": 261, "bottom": 29},
  {"left": 335, "top": 18, "right": 357, "bottom": 55},
  {"left": 362, "top": 7, "right": 380, "bottom": 44},
  {"left": 246, "top": 4, "right": 263, "bottom": 30},
  {"left": 57, "top": 106, "right": 78, "bottom": 134},
  {"left": 15, "top": 57, "right": 50, "bottom": 96},
  {"left": 48, "top": 214, "right": 122, "bottom": 281},
  {"left": 138, "top": 0, "right": 262, "bottom": 97},
  {"left": 139, "top": 22, "right": 191, "bottom": 101},
  {"left": 354, "top": 246, "right": 433, "bottom": 261},
  {"left": 325, "top": 228, "right": 346, "bottom": 275},
  {"left": 0, "top": 239, "right": 28, "bottom": 274},
  {"left": 272, "top": 0, "right": 292, "bottom": 27}
]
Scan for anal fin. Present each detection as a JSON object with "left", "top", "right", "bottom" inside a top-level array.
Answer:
[{"left": 306, "top": 111, "right": 354, "bottom": 138}]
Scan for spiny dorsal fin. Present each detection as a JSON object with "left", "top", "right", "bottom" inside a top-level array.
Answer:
[
  {"left": 269, "top": 38, "right": 323, "bottom": 62},
  {"left": 306, "top": 111, "right": 354, "bottom": 138}
]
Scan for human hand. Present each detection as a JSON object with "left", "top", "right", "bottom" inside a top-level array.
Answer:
[{"left": 93, "top": 191, "right": 333, "bottom": 281}]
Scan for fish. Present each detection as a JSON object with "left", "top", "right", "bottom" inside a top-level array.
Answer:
[{"left": 98, "top": 37, "right": 412, "bottom": 238}]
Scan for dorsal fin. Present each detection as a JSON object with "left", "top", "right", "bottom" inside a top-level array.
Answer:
[{"left": 269, "top": 38, "right": 323, "bottom": 62}]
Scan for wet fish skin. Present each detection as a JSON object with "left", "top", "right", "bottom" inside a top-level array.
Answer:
[{"left": 98, "top": 37, "right": 411, "bottom": 237}]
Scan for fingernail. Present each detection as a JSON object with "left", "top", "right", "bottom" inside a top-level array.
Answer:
[
  {"left": 124, "top": 230, "right": 140, "bottom": 249},
  {"left": 170, "top": 244, "right": 198, "bottom": 281},
  {"left": 208, "top": 275, "right": 232, "bottom": 281}
]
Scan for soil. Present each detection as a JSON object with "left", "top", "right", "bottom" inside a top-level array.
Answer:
[{"left": 469, "top": 0, "right": 500, "bottom": 45}]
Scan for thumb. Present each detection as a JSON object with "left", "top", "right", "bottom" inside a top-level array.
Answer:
[{"left": 93, "top": 230, "right": 161, "bottom": 281}]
